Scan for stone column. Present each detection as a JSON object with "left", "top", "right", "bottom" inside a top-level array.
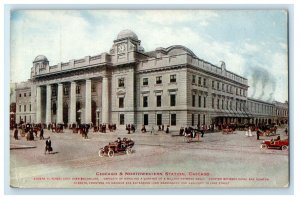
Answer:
[
  {"left": 85, "top": 79, "right": 92, "bottom": 124},
  {"left": 69, "top": 81, "right": 76, "bottom": 125},
  {"left": 46, "top": 84, "right": 52, "bottom": 125},
  {"left": 57, "top": 83, "right": 63, "bottom": 124},
  {"left": 102, "top": 76, "right": 110, "bottom": 124},
  {"left": 36, "top": 86, "right": 41, "bottom": 123}
]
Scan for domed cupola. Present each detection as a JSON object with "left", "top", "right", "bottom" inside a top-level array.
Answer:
[
  {"left": 32, "top": 55, "right": 49, "bottom": 76},
  {"left": 110, "top": 29, "right": 145, "bottom": 64},
  {"left": 33, "top": 55, "right": 49, "bottom": 63},
  {"left": 116, "top": 29, "right": 139, "bottom": 41}
]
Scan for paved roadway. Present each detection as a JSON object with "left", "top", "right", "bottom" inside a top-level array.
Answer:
[{"left": 9, "top": 127, "right": 289, "bottom": 188}]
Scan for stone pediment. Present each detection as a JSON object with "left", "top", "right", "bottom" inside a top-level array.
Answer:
[{"left": 116, "top": 89, "right": 126, "bottom": 95}]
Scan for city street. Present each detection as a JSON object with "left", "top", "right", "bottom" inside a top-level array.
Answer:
[{"left": 10, "top": 127, "right": 289, "bottom": 188}]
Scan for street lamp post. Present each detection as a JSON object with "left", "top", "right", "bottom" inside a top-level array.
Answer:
[
  {"left": 96, "top": 108, "right": 100, "bottom": 127},
  {"left": 77, "top": 109, "right": 81, "bottom": 126}
]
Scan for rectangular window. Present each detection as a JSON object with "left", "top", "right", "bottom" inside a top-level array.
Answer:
[
  {"left": 118, "top": 78, "right": 125, "bottom": 87},
  {"left": 198, "top": 114, "right": 200, "bottom": 126},
  {"left": 198, "top": 77, "right": 202, "bottom": 86},
  {"left": 192, "top": 114, "right": 194, "bottom": 126},
  {"left": 19, "top": 105, "right": 21, "bottom": 112},
  {"left": 170, "top": 94, "right": 176, "bottom": 106},
  {"left": 230, "top": 101, "right": 232, "bottom": 110},
  {"left": 203, "top": 114, "right": 206, "bottom": 125},
  {"left": 198, "top": 96, "right": 201, "bottom": 107},
  {"left": 226, "top": 101, "right": 228, "bottom": 110},
  {"left": 203, "top": 78, "right": 207, "bottom": 87},
  {"left": 76, "top": 86, "right": 80, "bottom": 94},
  {"left": 192, "top": 95, "right": 195, "bottom": 107},
  {"left": 170, "top": 75, "right": 176, "bottom": 83},
  {"left": 222, "top": 84, "right": 224, "bottom": 91},
  {"left": 24, "top": 105, "right": 26, "bottom": 112},
  {"left": 156, "top": 95, "right": 161, "bottom": 107},
  {"left": 222, "top": 100, "right": 224, "bottom": 109},
  {"left": 19, "top": 93, "right": 21, "bottom": 97},
  {"left": 226, "top": 85, "right": 229, "bottom": 92},
  {"left": 143, "top": 78, "right": 148, "bottom": 86},
  {"left": 24, "top": 93, "right": 26, "bottom": 97},
  {"left": 212, "top": 98, "right": 215, "bottom": 108},
  {"left": 217, "top": 82, "right": 220, "bottom": 90},
  {"left": 24, "top": 116, "right": 26, "bottom": 123},
  {"left": 64, "top": 87, "right": 69, "bottom": 95},
  {"left": 120, "top": 114, "right": 125, "bottom": 125},
  {"left": 156, "top": 76, "right": 162, "bottom": 84},
  {"left": 192, "top": 75, "right": 196, "bottom": 84},
  {"left": 92, "top": 84, "right": 96, "bottom": 92},
  {"left": 144, "top": 114, "right": 148, "bottom": 125},
  {"left": 171, "top": 114, "right": 176, "bottom": 126},
  {"left": 119, "top": 97, "right": 124, "bottom": 108},
  {"left": 29, "top": 92, "right": 31, "bottom": 97},
  {"left": 217, "top": 99, "right": 220, "bottom": 109},
  {"left": 30, "top": 104, "right": 31, "bottom": 111},
  {"left": 240, "top": 89, "right": 242, "bottom": 95},
  {"left": 212, "top": 81, "right": 214, "bottom": 89},
  {"left": 203, "top": 96, "right": 206, "bottom": 108},
  {"left": 236, "top": 101, "right": 238, "bottom": 111},
  {"left": 157, "top": 114, "right": 162, "bottom": 125},
  {"left": 143, "top": 96, "right": 148, "bottom": 107}
]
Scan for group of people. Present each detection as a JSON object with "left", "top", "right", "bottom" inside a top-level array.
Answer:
[
  {"left": 140, "top": 125, "right": 170, "bottom": 134},
  {"left": 49, "top": 123, "right": 64, "bottom": 133},
  {"left": 13, "top": 123, "right": 45, "bottom": 141},
  {"left": 73, "top": 124, "right": 91, "bottom": 139},
  {"left": 125, "top": 124, "right": 136, "bottom": 134},
  {"left": 93, "top": 123, "right": 117, "bottom": 133}
]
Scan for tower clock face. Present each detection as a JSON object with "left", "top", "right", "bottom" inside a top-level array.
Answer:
[{"left": 117, "top": 44, "right": 126, "bottom": 53}]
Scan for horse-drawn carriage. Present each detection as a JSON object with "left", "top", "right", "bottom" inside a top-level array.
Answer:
[
  {"left": 257, "top": 125, "right": 277, "bottom": 137},
  {"left": 222, "top": 124, "right": 236, "bottom": 134},
  {"left": 260, "top": 138, "right": 288, "bottom": 151},
  {"left": 98, "top": 138, "right": 134, "bottom": 157},
  {"left": 184, "top": 129, "right": 200, "bottom": 143}
]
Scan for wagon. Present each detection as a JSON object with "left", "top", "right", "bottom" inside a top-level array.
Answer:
[
  {"left": 98, "top": 138, "right": 134, "bottom": 157},
  {"left": 260, "top": 139, "right": 289, "bottom": 151}
]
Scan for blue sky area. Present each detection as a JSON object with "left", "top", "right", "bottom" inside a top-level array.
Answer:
[{"left": 10, "top": 10, "right": 288, "bottom": 102}]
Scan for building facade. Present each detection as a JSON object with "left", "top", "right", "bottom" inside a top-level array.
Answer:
[{"left": 14, "top": 30, "right": 288, "bottom": 129}]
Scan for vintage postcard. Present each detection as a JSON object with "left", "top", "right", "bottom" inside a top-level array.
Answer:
[{"left": 9, "top": 10, "right": 289, "bottom": 188}]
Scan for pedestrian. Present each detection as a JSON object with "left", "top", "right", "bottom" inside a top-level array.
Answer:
[
  {"left": 13, "top": 128, "right": 18, "bottom": 140},
  {"left": 256, "top": 130, "right": 260, "bottom": 140},
  {"left": 85, "top": 125, "right": 89, "bottom": 139},
  {"left": 141, "top": 125, "right": 146, "bottom": 133},
  {"left": 151, "top": 126, "right": 154, "bottom": 134},
  {"left": 248, "top": 127, "right": 253, "bottom": 137},
  {"left": 285, "top": 128, "right": 288, "bottom": 135},
  {"left": 165, "top": 125, "right": 169, "bottom": 134},
  {"left": 40, "top": 128, "right": 44, "bottom": 140},
  {"left": 45, "top": 137, "right": 52, "bottom": 154},
  {"left": 201, "top": 124, "right": 205, "bottom": 137}
]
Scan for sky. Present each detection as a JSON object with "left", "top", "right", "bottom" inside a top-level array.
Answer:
[{"left": 10, "top": 10, "right": 288, "bottom": 102}]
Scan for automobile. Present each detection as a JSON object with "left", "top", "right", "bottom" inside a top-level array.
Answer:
[
  {"left": 98, "top": 137, "right": 134, "bottom": 157},
  {"left": 260, "top": 138, "right": 289, "bottom": 151}
]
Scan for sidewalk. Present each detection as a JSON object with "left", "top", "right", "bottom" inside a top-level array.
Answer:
[{"left": 10, "top": 144, "right": 36, "bottom": 150}]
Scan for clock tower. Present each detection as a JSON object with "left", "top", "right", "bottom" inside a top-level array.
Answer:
[{"left": 110, "top": 29, "right": 144, "bottom": 64}]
